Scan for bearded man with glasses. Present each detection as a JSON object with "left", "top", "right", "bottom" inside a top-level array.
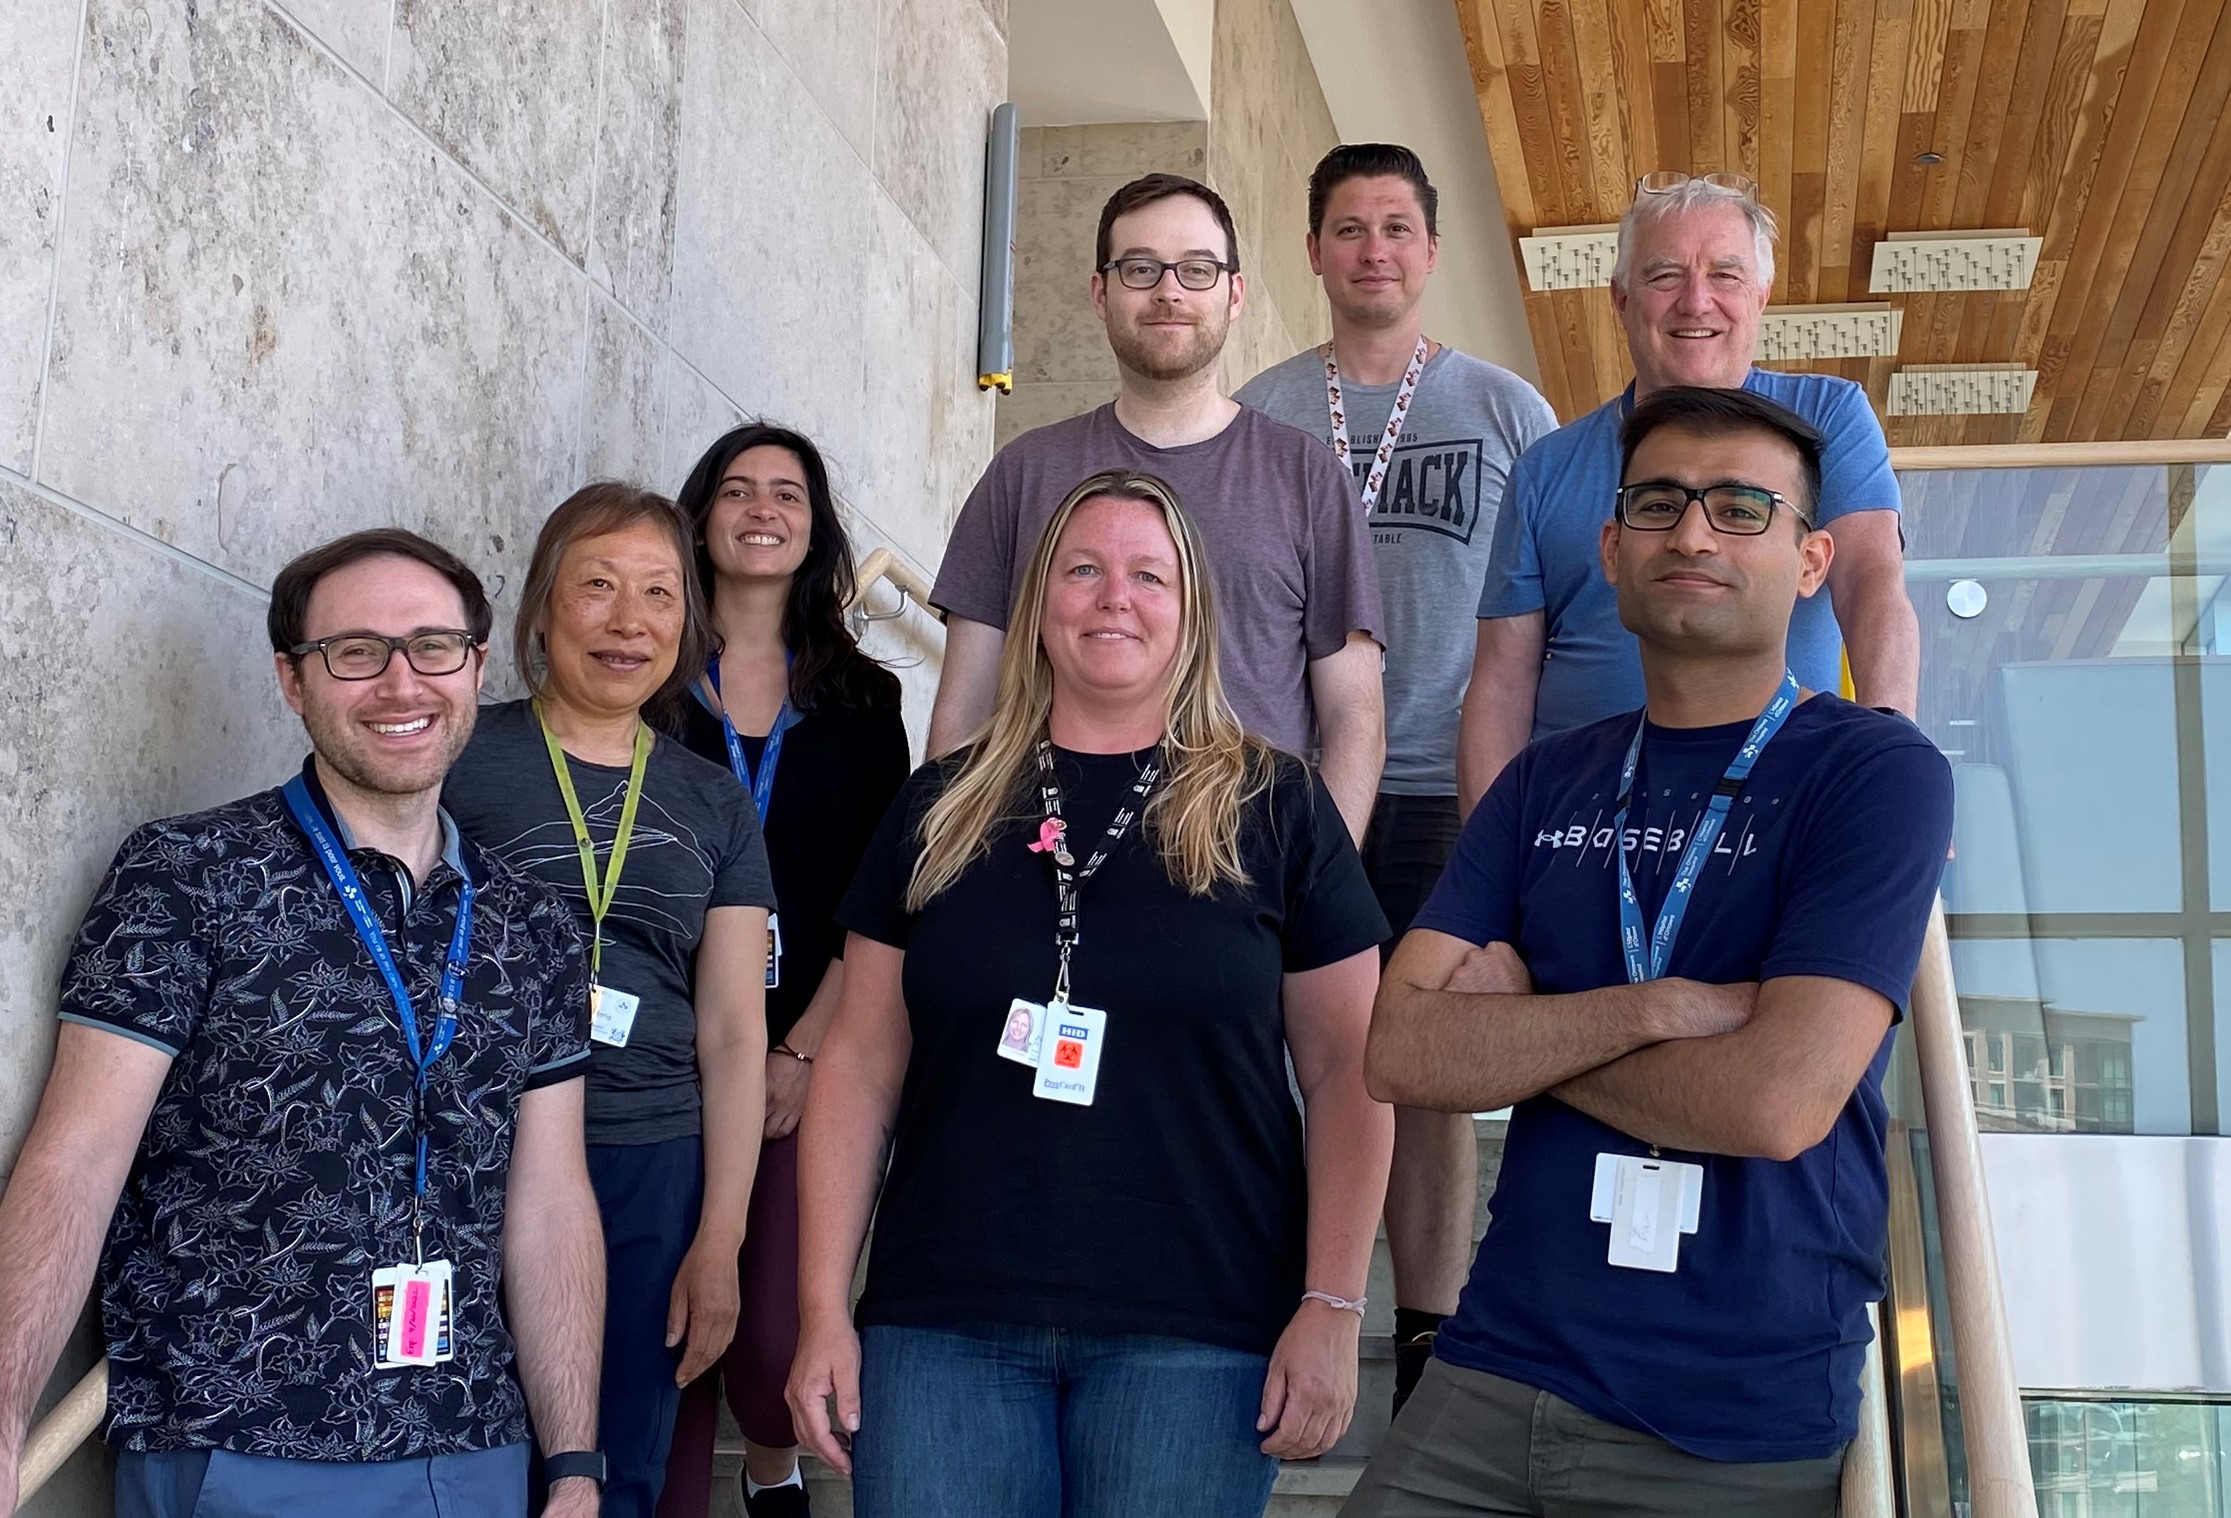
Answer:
[
  {"left": 0, "top": 529, "right": 605, "bottom": 1518},
  {"left": 1348, "top": 387, "right": 1951, "bottom": 1518},
  {"left": 1456, "top": 171, "right": 1919, "bottom": 819},
  {"left": 929, "top": 172, "right": 1386, "bottom": 847}
]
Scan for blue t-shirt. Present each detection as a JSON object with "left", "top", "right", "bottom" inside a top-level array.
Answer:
[
  {"left": 1415, "top": 694, "right": 1952, "bottom": 1461},
  {"left": 1478, "top": 370, "right": 1901, "bottom": 737}
]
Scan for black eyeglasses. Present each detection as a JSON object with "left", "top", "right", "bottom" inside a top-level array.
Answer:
[
  {"left": 290, "top": 630, "right": 478, "bottom": 681},
  {"left": 1101, "top": 257, "right": 1236, "bottom": 292},
  {"left": 1615, "top": 482, "right": 1811, "bottom": 536}
]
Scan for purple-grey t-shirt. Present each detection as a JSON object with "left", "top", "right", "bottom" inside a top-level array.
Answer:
[{"left": 932, "top": 404, "right": 1382, "bottom": 755}]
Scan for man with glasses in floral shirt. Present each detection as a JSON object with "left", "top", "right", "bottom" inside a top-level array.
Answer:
[{"left": 0, "top": 529, "right": 605, "bottom": 1518}]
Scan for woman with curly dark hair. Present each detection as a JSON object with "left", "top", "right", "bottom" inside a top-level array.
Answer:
[{"left": 657, "top": 424, "right": 911, "bottom": 1518}]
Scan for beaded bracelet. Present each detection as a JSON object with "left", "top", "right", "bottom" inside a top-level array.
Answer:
[{"left": 772, "top": 1044, "right": 813, "bottom": 1064}]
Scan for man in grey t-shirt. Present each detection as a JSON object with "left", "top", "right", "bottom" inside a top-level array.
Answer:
[
  {"left": 1237, "top": 144, "right": 1554, "bottom": 1416},
  {"left": 929, "top": 172, "right": 1385, "bottom": 842}
]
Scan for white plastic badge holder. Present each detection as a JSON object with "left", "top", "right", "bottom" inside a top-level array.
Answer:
[
  {"left": 995, "top": 997, "right": 1046, "bottom": 1066},
  {"left": 1031, "top": 1003, "right": 1107, "bottom": 1105},
  {"left": 372, "top": 1260, "right": 454, "bottom": 1367},
  {"left": 1591, "top": 1153, "right": 1703, "bottom": 1273},
  {"left": 589, "top": 984, "right": 641, "bottom": 1047}
]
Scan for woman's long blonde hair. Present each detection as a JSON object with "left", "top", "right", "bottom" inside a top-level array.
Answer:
[{"left": 905, "top": 469, "right": 1276, "bottom": 911}]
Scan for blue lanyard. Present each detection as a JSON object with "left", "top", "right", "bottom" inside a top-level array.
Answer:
[
  {"left": 707, "top": 656, "right": 796, "bottom": 828},
  {"left": 283, "top": 776, "right": 472, "bottom": 1212},
  {"left": 1613, "top": 671, "right": 1798, "bottom": 984}
]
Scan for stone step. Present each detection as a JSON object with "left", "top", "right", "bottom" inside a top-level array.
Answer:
[{"left": 706, "top": 1451, "right": 1371, "bottom": 1517}]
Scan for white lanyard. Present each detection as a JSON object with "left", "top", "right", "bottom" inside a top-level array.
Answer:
[{"left": 1322, "top": 335, "right": 1429, "bottom": 514}]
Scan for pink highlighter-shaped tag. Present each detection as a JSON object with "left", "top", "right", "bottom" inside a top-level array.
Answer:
[{"left": 1028, "top": 818, "right": 1067, "bottom": 854}]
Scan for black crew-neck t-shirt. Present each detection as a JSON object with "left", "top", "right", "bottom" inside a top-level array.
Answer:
[
  {"left": 673, "top": 692, "right": 912, "bottom": 1045},
  {"left": 838, "top": 745, "right": 1387, "bottom": 1355}
]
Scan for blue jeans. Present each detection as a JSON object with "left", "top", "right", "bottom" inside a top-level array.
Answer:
[{"left": 853, "top": 1323, "right": 1279, "bottom": 1518}]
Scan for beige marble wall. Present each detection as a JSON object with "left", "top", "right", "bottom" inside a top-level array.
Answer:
[
  {"left": 996, "top": 0, "right": 1335, "bottom": 447},
  {"left": 0, "top": 0, "right": 999, "bottom": 1505},
  {"left": 1205, "top": 0, "right": 1337, "bottom": 395}
]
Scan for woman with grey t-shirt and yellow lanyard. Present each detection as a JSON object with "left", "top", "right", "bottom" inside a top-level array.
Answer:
[{"left": 444, "top": 483, "right": 774, "bottom": 1518}]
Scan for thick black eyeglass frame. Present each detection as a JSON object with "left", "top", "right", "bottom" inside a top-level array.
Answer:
[
  {"left": 289, "top": 629, "right": 479, "bottom": 681},
  {"left": 1100, "top": 257, "right": 1238, "bottom": 291},
  {"left": 1614, "top": 481, "right": 1814, "bottom": 536}
]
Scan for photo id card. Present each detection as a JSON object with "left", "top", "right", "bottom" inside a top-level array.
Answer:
[
  {"left": 995, "top": 998, "right": 1046, "bottom": 1066},
  {"left": 372, "top": 1260, "right": 454, "bottom": 1368},
  {"left": 1031, "top": 1002, "right": 1107, "bottom": 1106},
  {"left": 589, "top": 983, "right": 640, "bottom": 1047},
  {"left": 765, "top": 912, "right": 782, "bottom": 990},
  {"left": 1591, "top": 1153, "right": 1704, "bottom": 1273}
]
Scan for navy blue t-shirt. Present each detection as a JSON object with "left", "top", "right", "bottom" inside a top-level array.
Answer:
[{"left": 1415, "top": 694, "right": 1952, "bottom": 1461}]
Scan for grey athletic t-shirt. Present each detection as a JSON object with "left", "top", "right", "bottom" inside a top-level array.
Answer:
[
  {"left": 1238, "top": 347, "right": 1555, "bottom": 794},
  {"left": 443, "top": 699, "right": 775, "bottom": 1146},
  {"left": 931, "top": 403, "right": 1382, "bottom": 757}
]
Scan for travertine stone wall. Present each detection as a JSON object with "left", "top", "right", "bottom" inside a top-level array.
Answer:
[
  {"left": 998, "top": 0, "right": 1336, "bottom": 449},
  {"left": 0, "top": 0, "right": 1000, "bottom": 1506}
]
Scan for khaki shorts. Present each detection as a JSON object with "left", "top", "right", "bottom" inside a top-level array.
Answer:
[{"left": 1341, "top": 1359, "right": 1846, "bottom": 1518}]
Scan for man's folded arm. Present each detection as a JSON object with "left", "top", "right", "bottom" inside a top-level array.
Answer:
[{"left": 1552, "top": 973, "right": 1894, "bottom": 1161}]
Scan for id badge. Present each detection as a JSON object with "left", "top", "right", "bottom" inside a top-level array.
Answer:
[
  {"left": 372, "top": 1260, "right": 454, "bottom": 1367},
  {"left": 1031, "top": 1002, "right": 1107, "bottom": 1106},
  {"left": 1591, "top": 1153, "right": 1703, "bottom": 1273},
  {"left": 765, "top": 912, "right": 783, "bottom": 991},
  {"left": 588, "top": 983, "right": 640, "bottom": 1047},
  {"left": 995, "top": 998, "right": 1047, "bottom": 1066}
]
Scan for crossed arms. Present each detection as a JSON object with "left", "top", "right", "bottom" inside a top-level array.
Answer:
[{"left": 1364, "top": 931, "right": 1895, "bottom": 1162}]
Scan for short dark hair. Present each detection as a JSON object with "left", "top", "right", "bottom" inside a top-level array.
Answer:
[
  {"left": 514, "top": 482, "right": 711, "bottom": 725},
  {"left": 1308, "top": 143, "right": 1439, "bottom": 238},
  {"left": 672, "top": 421, "right": 900, "bottom": 713},
  {"left": 268, "top": 528, "right": 493, "bottom": 653},
  {"left": 1095, "top": 173, "right": 1241, "bottom": 272},
  {"left": 1619, "top": 386, "right": 1825, "bottom": 525}
]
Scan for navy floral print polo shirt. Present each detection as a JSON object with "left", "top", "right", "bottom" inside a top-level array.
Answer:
[{"left": 56, "top": 761, "right": 590, "bottom": 1460}]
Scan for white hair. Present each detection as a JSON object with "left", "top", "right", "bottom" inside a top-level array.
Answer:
[{"left": 1610, "top": 181, "right": 1778, "bottom": 289}]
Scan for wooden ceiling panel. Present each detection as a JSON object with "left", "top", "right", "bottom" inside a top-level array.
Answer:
[{"left": 1457, "top": 0, "right": 2231, "bottom": 444}]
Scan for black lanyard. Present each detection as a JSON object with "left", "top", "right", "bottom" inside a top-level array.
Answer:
[{"left": 1034, "top": 739, "right": 1159, "bottom": 1006}]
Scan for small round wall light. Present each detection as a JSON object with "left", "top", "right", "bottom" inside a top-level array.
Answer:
[
  {"left": 1947, "top": 579, "right": 1987, "bottom": 618},
  {"left": 1915, "top": 151, "right": 1945, "bottom": 165}
]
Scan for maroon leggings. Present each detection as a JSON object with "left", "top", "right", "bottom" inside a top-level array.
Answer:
[{"left": 656, "top": 1130, "right": 801, "bottom": 1518}]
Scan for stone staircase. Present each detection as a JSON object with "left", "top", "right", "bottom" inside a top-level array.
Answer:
[{"left": 706, "top": 1119, "right": 1506, "bottom": 1517}]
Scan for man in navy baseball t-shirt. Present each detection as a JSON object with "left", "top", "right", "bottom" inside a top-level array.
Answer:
[{"left": 1344, "top": 386, "right": 1952, "bottom": 1518}]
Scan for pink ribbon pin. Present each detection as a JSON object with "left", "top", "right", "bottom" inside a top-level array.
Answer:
[{"left": 1028, "top": 818, "right": 1067, "bottom": 854}]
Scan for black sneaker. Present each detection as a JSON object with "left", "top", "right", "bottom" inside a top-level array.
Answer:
[{"left": 742, "top": 1474, "right": 812, "bottom": 1518}]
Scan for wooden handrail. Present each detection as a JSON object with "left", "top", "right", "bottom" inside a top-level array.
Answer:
[
  {"left": 1841, "top": 1304, "right": 1896, "bottom": 1518},
  {"left": 1891, "top": 439, "right": 2231, "bottom": 470},
  {"left": 17, "top": 1359, "right": 105, "bottom": 1505},
  {"left": 851, "top": 547, "right": 942, "bottom": 623},
  {"left": 1907, "top": 901, "right": 2039, "bottom": 1518}
]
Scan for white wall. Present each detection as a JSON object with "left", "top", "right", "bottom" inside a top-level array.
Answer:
[
  {"left": 1287, "top": 0, "right": 1540, "bottom": 386},
  {"left": 0, "top": 0, "right": 999, "bottom": 1506}
]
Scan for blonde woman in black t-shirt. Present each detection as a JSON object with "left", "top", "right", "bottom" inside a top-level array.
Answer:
[{"left": 789, "top": 470, "right": 1395, "bottom": 1518}]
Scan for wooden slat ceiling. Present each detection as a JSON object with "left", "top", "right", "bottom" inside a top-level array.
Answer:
[{"left": 1455, "top": 0, "right": 2231, "bottom": 446}]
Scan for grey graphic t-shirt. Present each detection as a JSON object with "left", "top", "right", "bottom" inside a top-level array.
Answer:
[
  {"left": 1239, "top": 347, "right": 1556, "bottom": 794},
  {"left": 445, "top": 698, "right": 775, "bottom": 1145}
]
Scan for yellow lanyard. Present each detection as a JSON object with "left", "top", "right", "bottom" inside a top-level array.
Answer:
[{"left": 534, "top": 701, "right": 651, "bottom": 984}]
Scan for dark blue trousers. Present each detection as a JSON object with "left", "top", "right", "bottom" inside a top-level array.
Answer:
[{"left": 585, "top": 1136, "right": 705, "bottom": 1518}]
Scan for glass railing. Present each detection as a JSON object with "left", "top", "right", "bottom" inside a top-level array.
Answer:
[{"left": 1885, "top": 450, "right": 2231, "bottom": 1518}]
